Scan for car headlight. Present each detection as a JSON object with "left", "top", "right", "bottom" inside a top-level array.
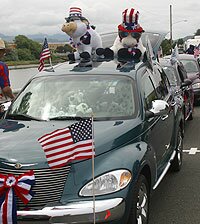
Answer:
[
  {"left": 79, "top": 169, "right": 132, "bottom": 196},
  {"left": 192, "top": 83, "right": 200, "bottom": 89}
]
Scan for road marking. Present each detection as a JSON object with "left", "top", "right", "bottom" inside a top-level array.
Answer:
[{"left": 183, "top": 148, "right": 200, "bottom": 154}]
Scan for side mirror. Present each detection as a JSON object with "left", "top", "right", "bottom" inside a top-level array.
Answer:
[
  {"left": 0, "top": 101, "right": 11, "bottom": 118},
  {"left": 181, "top": 78, "right": 192, "bottom": 88},
  {"left": 145, "top": 100, "right": 169, "bottom": 118}
]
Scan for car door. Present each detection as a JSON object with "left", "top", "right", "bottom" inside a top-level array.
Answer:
[
  {"left": 141, "top": 67, "right": 175, "bottom": 176},
  {"left": 177, "top": 63, "right": 194, "bottom": 119}
]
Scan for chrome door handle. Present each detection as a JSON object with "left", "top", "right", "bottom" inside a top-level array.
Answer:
[
  {"left": 171, "top": 101, "right": 176, "bottom": 107},
  {"left": 161, "top": 115, "right": 168, "bottom": 121}
]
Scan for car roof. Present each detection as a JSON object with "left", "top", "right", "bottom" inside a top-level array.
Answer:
[
  {"left": 159, "top": 58, "right": 174, "bottom": 66},
  {"left": 159, "top": 58, "right": 182, "bottom": 70},
  {"left": 34, "top": 60, "right": 143, "bottom": 80},
  {"left": 178, "top": 54, "right": 198, "bottom": 60},
  {"left": 100, "top": 30, "right": 168, "bottom": 56}
]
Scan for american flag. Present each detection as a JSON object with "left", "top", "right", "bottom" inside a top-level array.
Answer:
[
  {"left": 38, "top": 118, "right": 95, "bottom": 169},
  {"left": 38, "top": 38, "right": 51, "bottom": 72},
  {"left": 170, "top": 45, "right": 179, "bottom": 65},
  {"left": 194, "top": 45, "right": 200, "bottom": 59}
]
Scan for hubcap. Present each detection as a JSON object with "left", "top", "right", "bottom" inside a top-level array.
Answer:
[{"left": 137, "top": 183, "right": 148, "bottom": 224}]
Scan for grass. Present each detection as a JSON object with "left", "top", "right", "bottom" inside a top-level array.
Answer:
[
  {"left": 6, "top": 58, "right": 66, "bottom": 67},
  {"left": 6, "top": 60, "right": 39, "bottom": 66}
]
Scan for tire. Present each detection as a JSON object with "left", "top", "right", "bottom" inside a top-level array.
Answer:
[
  {"left": 127, "top": 175, "right": 150, "bottom": 224},
  {"left": 171, "top": 128, "right": 183, "bottom": 172},
  {"left": 188, "top": 112, "right": 193, "bottom": 120},
  {"left": 187, "top": 105, "right": 193, "bottom": 120}
]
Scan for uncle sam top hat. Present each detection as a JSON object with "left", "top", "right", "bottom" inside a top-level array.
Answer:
[
  {"left": 69, "top": 7, "right": 82, "bottom": 17},
  {"left": 118, "top": 8, "right": 144, "bottom": 33}
]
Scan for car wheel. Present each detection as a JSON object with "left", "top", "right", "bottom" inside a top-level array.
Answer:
[
  {"left": 171, "top": 128, "right": 183, "bottom": 172},
  {"left": 188, "top": 111, "right": 193, "bottom": 120},
  {"left": 188, "top": 105, "right": 193, "bottom": 121},
  {"left": 127, "top": 175, "right": 149, "bottom": 224}
]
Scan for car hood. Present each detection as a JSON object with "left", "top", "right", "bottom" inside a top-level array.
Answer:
[{"left": 0, "top": 119, "right": 142, "bottom": 169}]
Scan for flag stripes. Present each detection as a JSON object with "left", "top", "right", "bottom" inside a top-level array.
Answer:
[
  {"left": 38, "top": 119, "right": 94, "bottom": 169},
  {"left": 38, "top": 38, "right": 51, "bottom": 72}
]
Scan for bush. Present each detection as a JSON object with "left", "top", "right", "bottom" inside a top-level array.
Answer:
[
  {"left": 4, "top": 49, "right": 19, "bottom": 61},
  {"left": 17, "top": 48, "right": 35, "bottom": 61}
]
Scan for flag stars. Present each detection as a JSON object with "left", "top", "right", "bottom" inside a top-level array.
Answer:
[{"left": 70, "top": 119, "right": 92, "bottom": 143}]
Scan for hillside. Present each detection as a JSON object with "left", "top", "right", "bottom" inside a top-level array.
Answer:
[{"left": 0, "top": 33, "right": 69, "bottom": 43}]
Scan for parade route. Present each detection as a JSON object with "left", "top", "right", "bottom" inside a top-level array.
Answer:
[{"left": 149, "top": 106, "right": 200, "bottom": 224}]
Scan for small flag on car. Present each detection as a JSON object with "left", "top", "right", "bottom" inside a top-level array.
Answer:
[
  {"left": 38, "top": 118, "right": 95, "bottom": 169},
  {"left": 38, "top": 38, "right": 51, "bottom": 72},
  {"left": 170, "top": 45, "right": 179, "bottom": 65},
  {"left": 194, "top": 45, "right": 200, "bottom": 59}
]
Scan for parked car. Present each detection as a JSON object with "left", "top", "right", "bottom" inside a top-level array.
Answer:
[
  {"left": 0, "top": 32, "right": 184, "bottom": 224},
  {"left": 178, "top": 54, "right": 200, "bottom": 105},
  {"left": 160, "top": 57, "right": 194, "bottom": 121}
]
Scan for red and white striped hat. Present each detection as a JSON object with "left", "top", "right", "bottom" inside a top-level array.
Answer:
[
  {"left": 118, "top": 8, "right": 144, "bottom": 33},
  {"left": 69, "top": 7, "right": 82, "bottom": 17}
]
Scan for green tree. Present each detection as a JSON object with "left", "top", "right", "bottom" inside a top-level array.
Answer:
[
  {"left": 55, "top": 46, "right": 65, "bottom": 53},
  {"left": 195, "top": 29, "right": 200, "bottom": 36},
  {"left": 55, "top": 44, "right": 73, "bottom": 53},
  {"left": 17, "top": 48, "right": 35, "bottom": 61},
  {"left": 161, "top": 39, "right": 171, "bottom": 56},
  {"left": 29, "top": 40, "right": 41, "bottom": 60},
  {"left": 14, "top": 35, "right": 41, "bottom": 60},
  {"left": 15, "top": 35, "right": 32, "bottom": 49},
  {"left": 4, "top": 49, "right": 19, "bottom": 61},
  {"left": 177, "top": 38, "right": 184, "bottom": 45}
]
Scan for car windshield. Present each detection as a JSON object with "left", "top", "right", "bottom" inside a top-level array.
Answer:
[
  {"left": 8, "top": 75, "right": 137, "bottom": 120},
  {"left": 163, "top": 66, "right": 178, "bottom": 86},
  {"left": 180, "top": 60, "right": 199, "bottom": 73},
  {"left": 141, "top": 32, "right": 162, "bottom": 49}
]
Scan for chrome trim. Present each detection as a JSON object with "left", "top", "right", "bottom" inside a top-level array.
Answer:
[
  {"left": 17, "top": 198, "right": 125, "bottom": 223},
  {"left": 0, "top": 166, "right": 71, "bottom": 208},
  {"left": 2, "top": 162, "right": 38, "bottom": 168},
  {"left": 153, "top": 150, "right": 176, "bottom": 190}
]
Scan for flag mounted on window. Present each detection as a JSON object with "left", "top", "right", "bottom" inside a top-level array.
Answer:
[
  {"left": 170, "top": 45, "right": 179, "bottom": 65},
  {"left": 194, "top": 45, "right": 200, "bottom": 59},
  {"left": 38, "top": 118, "right": 95, "bottom": 169},
  {"left": 38, "top": 38, "right": 51, "bottom": 72}
]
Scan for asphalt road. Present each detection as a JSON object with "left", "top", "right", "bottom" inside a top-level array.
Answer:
[{"left": 149, "top": 106, "right": 200, "bottom": 224}]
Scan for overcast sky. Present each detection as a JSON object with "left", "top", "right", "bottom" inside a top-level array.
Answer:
[{"left": 1, "top": 0, "right": 199, "bottom": 39}]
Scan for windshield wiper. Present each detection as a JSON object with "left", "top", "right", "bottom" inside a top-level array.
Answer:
[
  {"left": 6, "top": 113, "right": 45, "bottom": 121},
  {"left": 49, "top": 116, "right": 86, "bottom": 121}
]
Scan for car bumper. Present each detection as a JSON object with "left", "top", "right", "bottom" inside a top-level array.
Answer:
[{"left": 17, "top": 198, "right": 125, "bottom": 223}]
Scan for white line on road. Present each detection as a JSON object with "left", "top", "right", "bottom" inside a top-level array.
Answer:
[{"left": 183, "top": 148, "right": 200, "bottom": 154}]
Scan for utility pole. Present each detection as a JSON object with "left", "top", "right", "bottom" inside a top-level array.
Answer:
[{"left": 170, "top": 4, "right": 173, "bottom": 53}]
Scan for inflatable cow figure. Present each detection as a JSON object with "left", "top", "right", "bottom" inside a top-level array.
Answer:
[
  {"left": 97, "top": 8, "right": 146, "bottom": 64},
  {"left": 62, "top": 7, "right": 102, "bottom": 66}
]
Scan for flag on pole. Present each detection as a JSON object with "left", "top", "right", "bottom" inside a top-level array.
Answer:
[
  {"left": 38, "top": 118, "right": 95, "bottom": 169},
  {"left": 194, "top": 45, "right": 200, "bottom": 59},
  {"left": 170, "top": 45, "right": 179, "bottom": 65},
  {"left": 38, "top": 38, "right": 51, "bottom": 72}
]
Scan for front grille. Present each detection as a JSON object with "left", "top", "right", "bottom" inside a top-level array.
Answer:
[{"left": 0, "top": 166, "right": 71, "bottom": 210}]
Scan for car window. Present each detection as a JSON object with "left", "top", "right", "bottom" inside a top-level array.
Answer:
[
  {"left": 177, "top": 64, "right": 187, "bottom": 82},
  {"left": 152, "top": 68, "right": 169, "bottom": 99},
  {"left": 141, "top": 71, "right": 158, "bottom": 110},
  {"left": 163, "top": 66, "right": 178, "bottom": 86},
  {"left": 180, "top": 60, "right": 199, "bottom": 73},
  {"left": 8, "top": 75, "right": 138, "bottom": 120},
  {"left": 141, "top": 32, "right": 162, "bottom": 50}
]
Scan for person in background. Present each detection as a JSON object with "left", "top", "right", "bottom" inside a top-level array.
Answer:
[
  {"left": 0, "top": 38, "right": 15, "bottom": 100},
  {"left": 186, "top": 44, "right": 195, "bottom": 55}
]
